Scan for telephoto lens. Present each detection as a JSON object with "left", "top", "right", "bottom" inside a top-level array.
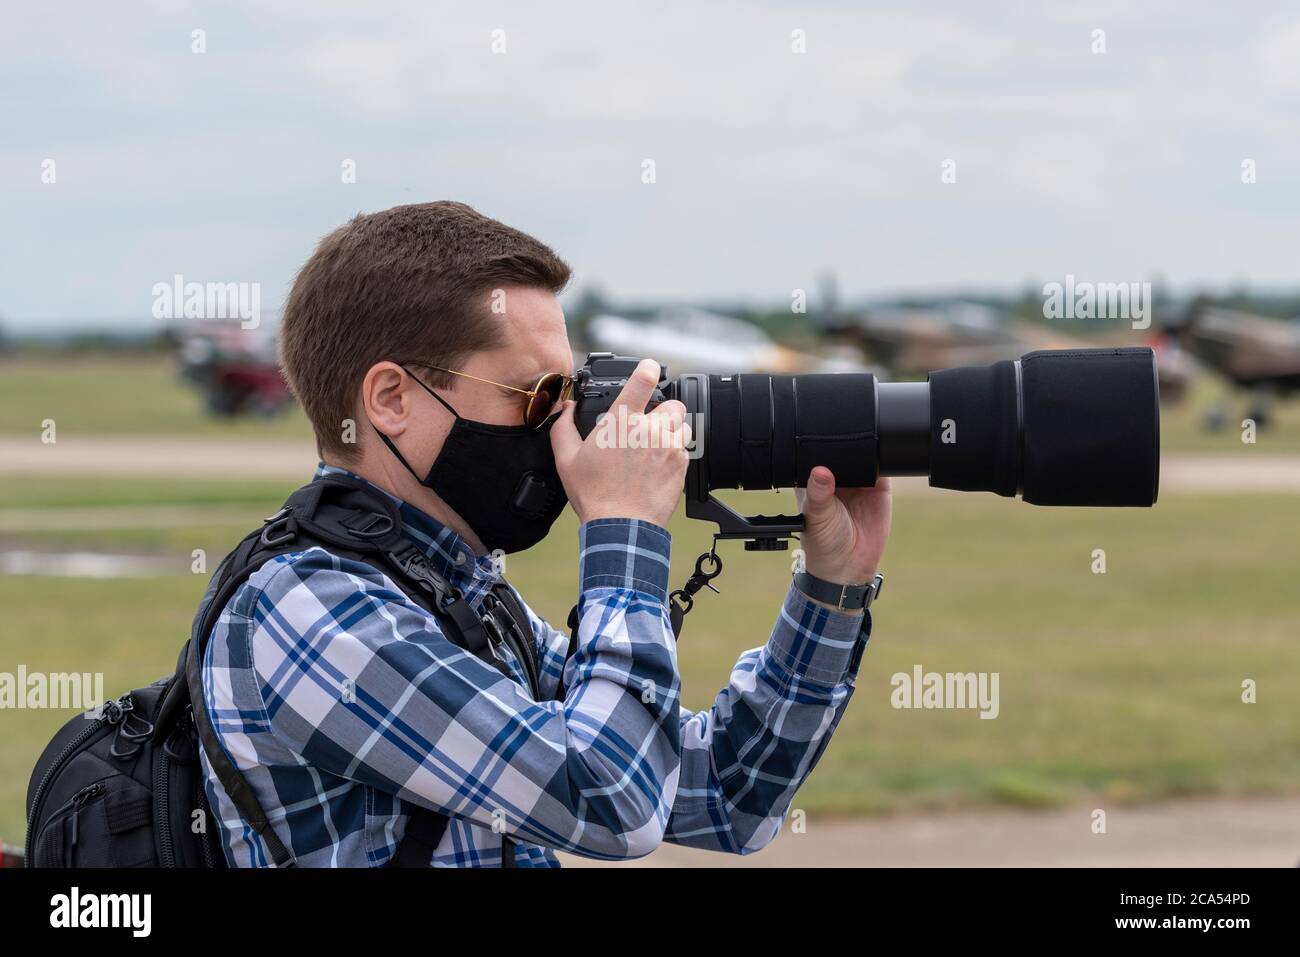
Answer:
[
  {"left": 574, "top": 346, "right": 1161, "bottom": 509},
  {"left": 925, "top": 348, "right": 1160, "bottom": 506}
]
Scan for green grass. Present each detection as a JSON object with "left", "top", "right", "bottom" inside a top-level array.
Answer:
[
  {"left": 2, "top": 475, "right": 1298, "bottom": 842},
  {"left": 0, "top": 355, "right": 311, "bottom": 439},
  {"left": 3, "top": 353, "right": 1300, "bottom": 452},
  {"left": 0, "top": 476, "right": 295, "bottom": 509}
]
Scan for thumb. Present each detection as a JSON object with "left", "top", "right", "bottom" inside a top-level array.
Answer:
[
  {"left": 549, "top": 400, "right": 583, "bottom": 463},
  {"left": 801, "top": 466, "right": 838, "bottom": 523}
]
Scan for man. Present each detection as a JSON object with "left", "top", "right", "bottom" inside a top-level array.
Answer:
[{"left": 198, "top": 201, "right": 891, "bottom": 866}]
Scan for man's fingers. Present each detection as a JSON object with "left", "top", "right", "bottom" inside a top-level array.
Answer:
[
  {"left": 654, "top": 399, "right": 686, "bottom": 430},
  {"left": 549, "top": 400, "right": 582, "bottom": 461},
  {"left": 610, "top": 359, "right": 661, "bottom": 415},
  {"left": 801, "top": 466, "right": 837, "bottom": 522},
  {"left": 675, "top": 419, "right": 693, "bottom": 452}
]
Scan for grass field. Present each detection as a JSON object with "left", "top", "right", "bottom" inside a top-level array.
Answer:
[
  {"left": 0, "top": 355, "right": 310, "bottom": 440},
  {"left": 2, "top": 353, "right": 1298, "bottom": 847},
  {"left": 3, "top": 353, "right": 1300, "bottom": 452},
  {"left": 2, "top": 473, "right": 1298, "bottom": 843}
]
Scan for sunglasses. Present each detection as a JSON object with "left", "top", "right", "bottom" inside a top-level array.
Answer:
[{"left": 407, "top": 363, "right": 575, "bottom": 429}]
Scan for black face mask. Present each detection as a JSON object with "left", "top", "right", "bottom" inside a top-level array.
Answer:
[{"left": 377, "top": 370, "right": 568, "bottom": 555}]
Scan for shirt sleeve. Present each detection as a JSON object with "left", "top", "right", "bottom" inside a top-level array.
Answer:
[
  {"left": 522, "top": 535, "right": 872, "bottom": 857},
  {"left": 662, "top": 583, "right": 870, "bottom": 854},
  {"left": 241, "top": 537, "right": 682, "bottom": 860}
]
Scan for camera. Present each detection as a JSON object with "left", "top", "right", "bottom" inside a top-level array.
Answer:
[{"left": 574, "top": 348, "right": 1161, "bottom": 548}]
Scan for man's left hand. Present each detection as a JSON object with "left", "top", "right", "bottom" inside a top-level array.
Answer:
[{"left": 796, "top": 466, "right": 892, "bottom": 588}]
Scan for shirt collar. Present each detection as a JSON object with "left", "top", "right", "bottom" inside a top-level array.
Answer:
[{"left": 313, "top": 462, "right": 499, "bottom": 586}]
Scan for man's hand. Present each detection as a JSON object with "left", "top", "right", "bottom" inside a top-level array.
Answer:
[
  {"left": 551, "top": 359, "right": 689, "bottom": 528},
  {"left": 796, "top": 466, "right": 892, "bottom": 589}
]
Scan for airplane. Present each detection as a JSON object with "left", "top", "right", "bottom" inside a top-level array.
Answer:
[
  {"left": 815, "top": 297, "right": 1194, "bottom": 400},
  {"left": 582, "top": 306, "right": 873, "bottom": 375},
  {"left": 175, "top": 321, "right": 293, "bottom": 417},
  {"left": 813, "top": 300, "right": 1020, "bottom": 376},
  {"left": 1163, "top": 303, "right": 1300, "bottom": 427}
]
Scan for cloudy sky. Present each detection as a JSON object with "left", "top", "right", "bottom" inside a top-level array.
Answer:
[{"left": 3, "top": 1, "right": 1300, "bottom": 328}]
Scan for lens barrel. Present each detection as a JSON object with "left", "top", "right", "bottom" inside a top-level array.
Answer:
[
  {"left": 680, "top": 346, "right": 1160, "bottom": 507},
  {"left": 700, "top": 372, "right": 880, "bottom": 491}
]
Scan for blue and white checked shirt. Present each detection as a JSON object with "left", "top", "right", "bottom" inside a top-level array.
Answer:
[{"left": 198, "top": 465, "right": 872, "bottom": 867}]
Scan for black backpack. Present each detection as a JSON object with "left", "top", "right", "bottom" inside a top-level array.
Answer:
[{"left": 25, "top": 475, "right": 549, "bottom": 868}]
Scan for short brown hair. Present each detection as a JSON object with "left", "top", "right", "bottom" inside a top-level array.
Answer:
[{"left": 279, "top": 201, "right": 571, "bottom": 461}]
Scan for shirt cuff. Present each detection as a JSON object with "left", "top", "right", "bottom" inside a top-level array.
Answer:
[
  {"left": 578, "top": 518, "right": 672, "bottom": 604},
  {"left": 769, "top": 581, "right": 873, "bottom": 686}
]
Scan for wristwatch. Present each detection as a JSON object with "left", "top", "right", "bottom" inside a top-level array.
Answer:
[{"left": 793, "top": 569, "right": 885, "bottom": 611}]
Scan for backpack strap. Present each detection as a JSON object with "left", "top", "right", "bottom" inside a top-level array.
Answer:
[
  {"left": 186, "top": 530, "right": 299, "bottom": 867},
  {"left": 385, "top": 540, "right": 499, "bottom": 665},
  {"left": 558, "top": 604, "right": 583, "bottom": 698},
  {"left": 186, "top": 475, "right": 541, "bottom": 868},
  {"left": 487, "top": 583, "right": 542, "bottom": 698},
  {"left": 382, "top": 804, "right": 450, "bottom": 868}
]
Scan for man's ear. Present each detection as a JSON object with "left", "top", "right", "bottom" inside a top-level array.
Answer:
[{"left": 361, "top": 362, "right": 412, "bottom": 438}]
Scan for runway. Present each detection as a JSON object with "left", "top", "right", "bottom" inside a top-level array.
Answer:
[
  {"left": 559, "top": 795, "right": 1300, "bottom": 868},
  {"left": 2, "top": 437, "right": 1297, "bottom": 492}
]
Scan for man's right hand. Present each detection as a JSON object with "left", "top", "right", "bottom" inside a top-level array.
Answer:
[{"left": 551, "top": 359, "right": 690, "bottom": 528}]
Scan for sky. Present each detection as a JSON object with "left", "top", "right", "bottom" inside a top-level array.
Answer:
[{"left": 3, "top": 1, "right": 1300, "bottom": 329}]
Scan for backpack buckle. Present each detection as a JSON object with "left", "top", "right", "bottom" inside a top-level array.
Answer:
[
  {"left": 340, "top": 510, "right": 396, "bottom": 539},
  {"left": 479, "top": 602, "right": 509, "bottom": 662},
  {"left": 391, "top": 548, "right": 460, "bottom": 611},
  {"left": 261, "top": 507, "right": 298, "bottom": 547},
  {"left": 97, "top": 693, "right": 133, "bottom": 725}
]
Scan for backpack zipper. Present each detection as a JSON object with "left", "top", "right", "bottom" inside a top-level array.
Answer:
[
  {"left": 24, "top": 700, "right": 122, "bottom": 865},
  {"left": 66, "top": 782, "right": 106, "bottom": 860},
  {"left": 195, "top": 775, "right": 217, "bottom": 867},
  {"left": 154, "top": 748, "right": 175, "bottom": 867},
  {"left": 33, "top": 781, "right": 106, "bottom": 866}
]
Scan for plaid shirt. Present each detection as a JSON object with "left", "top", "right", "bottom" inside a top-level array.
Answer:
[{"left": 198, "top": 465, "right": 872, "bottom": 867}]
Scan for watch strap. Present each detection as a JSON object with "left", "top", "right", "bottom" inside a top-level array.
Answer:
[{"left": 793, "top": 569, "right": 884, "bottom": 611}]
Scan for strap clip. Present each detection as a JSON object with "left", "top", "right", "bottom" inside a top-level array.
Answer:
[
  {"left": 668, "top": 541, "right": 724, "bottom": 635},
  {"left": 260, "top": 507, "right": 298, "bottom": 547},
  {"left": 390, "top": 547, "right": 460, "bottom": 610}
]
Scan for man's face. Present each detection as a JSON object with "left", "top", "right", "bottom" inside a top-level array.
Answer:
[
  {"left": 434, "top": 286, "right": 573, "bottom": 427},
  {"left": 368, "top": 285, "right": 570, "bottom": 463},
  {"left": 357, "top": 284, "right": 574, "bottom": 546}
]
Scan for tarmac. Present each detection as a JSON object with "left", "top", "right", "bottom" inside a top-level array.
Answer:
[
  {"left": 2, "top": 438, "right": 1299, "bottom": 492},
  {"left": 558, "top": 796, "right": 1300, "bottom": 867}
]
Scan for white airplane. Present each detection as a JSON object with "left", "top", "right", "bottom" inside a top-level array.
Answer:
[{"left": 584, "top": 307, "right": 870, "bottom": 375}]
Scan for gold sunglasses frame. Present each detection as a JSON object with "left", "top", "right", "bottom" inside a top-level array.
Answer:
[{"left": 407, "top": 362, "right": 575, "bottom": 429}]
